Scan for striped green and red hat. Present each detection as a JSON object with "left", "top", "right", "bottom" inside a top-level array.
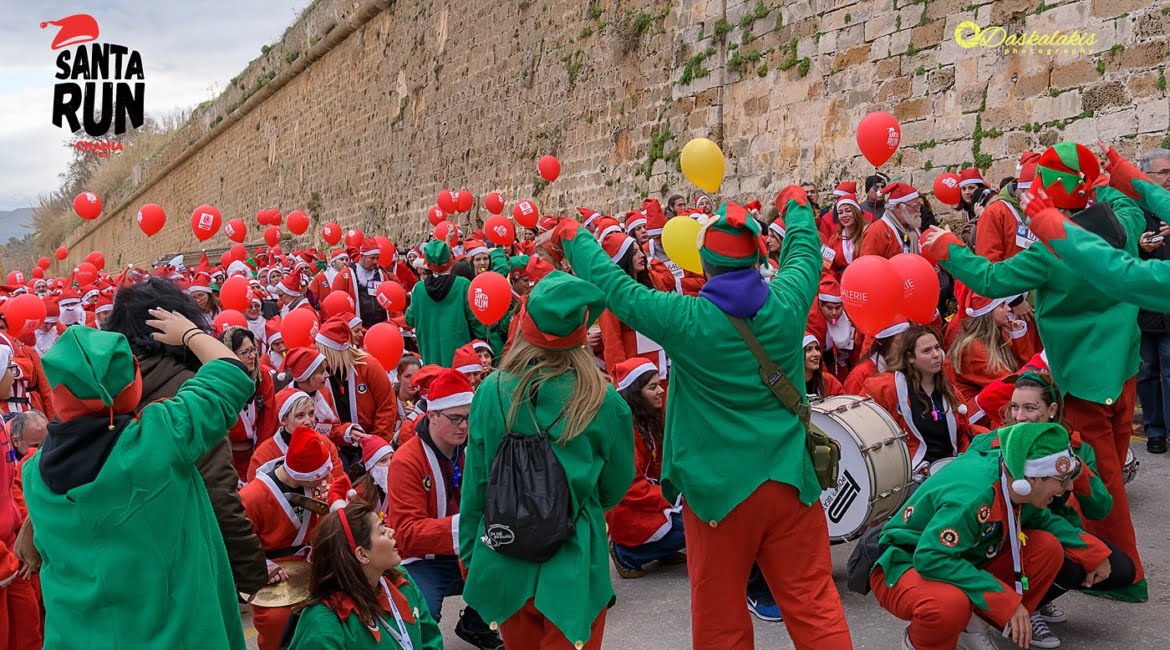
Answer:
[
  {"left": 1035, "top": 141, "right": 1101, "bottom": 210},
  {"left": 699, "top": 201, "right": 767, "bottom": 270}
]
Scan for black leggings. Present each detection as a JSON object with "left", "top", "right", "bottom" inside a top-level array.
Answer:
[{"left": 1039, "top": 538, "right": 1136, "bottom": 607}]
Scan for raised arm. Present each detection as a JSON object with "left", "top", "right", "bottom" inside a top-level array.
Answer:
[
  {"left": 770, "top": 187, "right": 823, "bottom": 314},
  {"left": 922, "top": 228, "right": 1052, "bottom": 298}
]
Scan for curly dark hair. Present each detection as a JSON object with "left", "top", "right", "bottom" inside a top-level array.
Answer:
[
  {"left": 618, "top": 371, "right": 664, "bottom": 456},
  {"left": 103, "top": 278, "right": 208, "bottom": 361}
]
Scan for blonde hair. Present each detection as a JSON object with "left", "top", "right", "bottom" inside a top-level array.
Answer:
[
  {"left": 317, "top": 344, "right": 367, "bottom": 380},
  {"left": 949, "top": 311, "right": 1015, "bottom": 377},
  {"left": 282, "top": 395, "right": 314, "bottom": 426},
  {"left": 499, "top": 336, "right": 609, "bottom": 444}
]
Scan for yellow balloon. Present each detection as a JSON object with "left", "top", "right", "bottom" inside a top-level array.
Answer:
[
  {"left": 661, "top": 216, "right": 704, "bottom": 274},
  {"left": 680, "top": 137, "right": 725, "bottom": 193}
]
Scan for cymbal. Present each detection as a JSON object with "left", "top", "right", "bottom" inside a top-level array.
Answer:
[{"left": 245, "top": 560, "right": 312, "bottom": 608}]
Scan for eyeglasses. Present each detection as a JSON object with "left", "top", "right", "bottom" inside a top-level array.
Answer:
[
  {"left": 236, "top": 347, "right": 258, "bottom": 357},
  {"left": 439, "top": 412, "right": 469, "bottom": 426}
]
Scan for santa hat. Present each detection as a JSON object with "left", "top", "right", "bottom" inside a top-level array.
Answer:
[
  {"left": 275, "top": 388, "right": 311, "bottom": 421},
  {"left": 834, "top": 181, "right": 858, "bottom": 197},
  {"left": 95, "top": 294, "right": 113, "bottom": 314},
  {"left": 525, "top": 255, "right": 556, "bottom": 285},
  {"left": 463, "top": 239, "right": 489, "bottom": 259},
  {"left": 315, "top": 316, "right": 352, "bottom": 351},
  {"left": 602, "top": 232, "right": 637, "bottom": 263},
  {"left": 818, "top": 276, "right": 843, "bottom": 304},
  {"left": 40, "top": 14, "right": 100, "bottom": 50},
  {"left": 881, "top": 182, "right": 920, "bottom": 207},
  {"left": 427, "top": 368, "right": 475, "bottom": 411},
  {"left": 265, "top": 316, "right": 284, "bottom": 346},
  {"left": 282, "top": 347, "right": 326, "bottom": 383},
  {"left": 835, "top": 193, "right": 861, "bottom": 213},
  {"left": 42, "top": 327, "right": 142, "bottom": 421},
  {"left": 1036, "top": 141, "right": 1101, "bottom": 210},
  {"left": 576, "top": 207, "right": 603, "bottom": 230},
  {"left": 361, "top": 436, "right": 393, "bottom": 471},
  {"left": 423, "top": 240, "right": 453, "bottom": 272},
  {"left": 768, "top": 217, "right": 786, "bottom": 239},
  {"left": 594, "top": 217, "right": 624, "bottom": 243},
  {"left": 452, "top": 344, "right": 483, "bottom": 375},
  {"left": 187, "top": 273, "right": 213, "bottom": 294},
  {"left": 612, "top": 357, "right": 657, "bottom": 392},
  {"left": 965, "top": 293, "right": 1012, "bottom": 318},
  {"left": 338, "top": 311, "right": 362, "bottom": 330},
  {"left": 412, "top": 364, "right": 444, "bottom": 397},
  {"left": 875, "top": 318, "right": 911, "bottom": 339},
  {"left": 284, "top": 426, "right": 333, "bottom": 482},
  {"left": 357, "top": 240, "right": 379, "bottom": 258},
  {"left": 745, "top": 199, "right": 762, "bottom": 213},
  {"left": 519, "top": 271, "right": 606, "bottom": 350},
  {"left": 1016, "top": 152, "right": 1042, "bottom": 190},
  {"left": 999, "top": 422, "right": 1077, "bottom": 495},
  {"left": 624, "top": 210, "right": 648, "bottom": 232},
  {"left": 470, "top": 339, "right": 492, "bottom": 354},
  {"left": 43, "top": 296, "right": 61, "bottom": 323},
  {"left": 699, "top": 201, "right": 767, "bottom": 270},
  {"left": 644, "top": 199, "right": 667, "bottom": 235},
  {"left": 536, "top": 216, "right": 560, "bottom": 234},
  {"left": 958, "top": 168, "right": 987, "bottom": 188},
  {"left": 802, "top": 332, "right": 819, "bottom": 349},
  {"left": 81, "top": 285, "right": 100, "bottom": 303},
  {"left": 329, "top": 248, "right": 349, "bottom": 264},
  {"left": 277, "top": 273, "right": 302, "bottom": 297},
  {"left": 328, "top": 473, "right": 356, "bottom": 513},
  {"left": 58, "top": 287, "right": 81, "bottom": 307}
]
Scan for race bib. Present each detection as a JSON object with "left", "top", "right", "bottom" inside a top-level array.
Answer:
[
  {"left": 821, "top": 244, "right": 837, "bottom": 269},
  {"left": 314, "top": 423, "right": 333, "bottom": 437},
  {"left": 1015, "top": 221, "right": 1037, "bottom": 249}
]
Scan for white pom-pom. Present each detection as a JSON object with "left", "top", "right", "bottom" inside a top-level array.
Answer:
[
  {"left": 347, "top": 489, "right": 358, "bottom": 499},
  {"left": 957, "top": 404, "right": 968, "bottom": 415},
  {"left": 759, "top": 265, "right": 776, "bottom": 281},
  {"left": 1011, "top": 478, "right": 1032, "bottom": 496},
  {"left": 329, "top": 499, "right": 347, "bottom": 513},
  {"left": 695, "top": 214, "right": 711, "bottom": 228}
]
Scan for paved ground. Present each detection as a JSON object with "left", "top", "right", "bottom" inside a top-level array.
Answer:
[{"left": 246, "top": 437, "right": 1168, "bottom": 648}]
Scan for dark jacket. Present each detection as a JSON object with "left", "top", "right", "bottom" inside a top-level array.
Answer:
[
  {"left": 1137, "top": 209, "right": 1170, "bottom": 334},
  {"left": 136, "top": 353, "right": 269, "bottom": 594}
]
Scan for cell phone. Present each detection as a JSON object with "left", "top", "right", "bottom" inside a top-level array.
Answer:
[{"left": 1149, "top": 235, "right": 1165, "bottom": 244}]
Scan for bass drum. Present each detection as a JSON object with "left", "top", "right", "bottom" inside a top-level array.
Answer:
[
  {"left": 1123, "top": 447, "right": 1138, "bottom": 484},
  {"left": 815, "top": 395, "right": 913, "bottom": 544}
]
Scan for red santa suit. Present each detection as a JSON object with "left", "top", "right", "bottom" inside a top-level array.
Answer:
[
  {"left": 862, "top": 371, "right": 977, "bottom": 477},
  {"left": 228, "top": 369, "right": 278, "bottom": 479},
  {"left": 0, "top": 412, "right": 42, "bottom": 650},
  {"left": 0, "top": 333, "right": 54, "bottom": 420},
  {"left": 314, "top": 318, "right": 398, "bottom": 443},
  {"left": 247, "top": 388, "right": 347, "bottom": 482},
  {"left": 860, "top": 214, "right": 919, "bottom": 259}
]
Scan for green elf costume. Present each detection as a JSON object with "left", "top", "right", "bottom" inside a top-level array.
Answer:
[
  {"left": 404, "top": 240, "right": 485, "bottom": 367},
  {"left": 459, "top": 271, "right": 634, "bottom": 649},
  {"left": 22, "top": 327, "right": 255, "bottom": 649},
  {"left": 871, "top": 422, "right": 1112, "bottom": 650},
  {"left": 288, "top": 569, "right": 442, "bottom": 650},
  {"left": 922, "top": 142, "right": 1148, "bottom": 601},
  {"left": 544, "top": 187, "right": 852, "bottom": 650}
]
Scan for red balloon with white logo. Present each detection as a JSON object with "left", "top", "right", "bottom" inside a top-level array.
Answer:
[
  {"left": 484, "top": 192, "right": 505, "bottom": 215},
  {"left": 840, "top": 255, "right": 903, "bottom": 336},
  {"left": 376, "top": 282, "right": 406, "bottom": 313},
  {"left": 456, "top": 189, "right": 474, "bottom": 213},
  {"left": 467, "top": 272, "right": 512, "bottom": 325},
  {"left": 437, "top": 190, "right": 457, "bottom": 214},
  {"left": 364, "top": 323, "right": 404, "bottom": 370},
  {"left": 890, "top": 253, "right": 940, "bottom": 325},
  {"left": 287, "top": 210, "right": 309, "bottom": 235},
  {"left": 484, "top": 215, "right": 515, "bottom": 247},
  {"left": 427, "top": 205, "right": 447, "bottom": 226},
  {"left": 73, "top": 191, "right": 102, "bottom": 220},
  {"left": 281, "top": 308, "right": 320, "bottom": 349},
  {"left": 856, "top": 111, "right": 902, "bottom": 167},
  {"left": 211, "top": 310, "right": 248, "bottom": 337},
  {"left": 322, "top": 223, "right": 342, "bottom": 246},
  {"left": 264, "top": 225, "right": 281, "bottom": 247},
  {"left": 7, "top": 271, "right": 24, "bottom": 285},
  {"left": 5, "top": 294, "right": 47, "bottom": 335},
  {"left": 345, "top": 229, "right": 364, "bottom": 248},
  {"left": 932, "top": 172, "right": 962, "bottom": 206},
  {"left": 191, "top": 204, "right": 222, "bottom": 241},
  {"left": 76, "top": 262, "right": 98, "bottom": 285},
  {"left": 537, "top": 155, "right": 561, "bottom": 182},
  {"left": 512, "top": 199, "right": 539, "bottom": 229},
  {"left": 225, "top": 218, "right": 247, "bottom": 243},
  {"left": 136, "top": 203, "right": 166, "bottom": 236},
  {"left": 55, "top": 246, "right": 68, "bottom": 261}
]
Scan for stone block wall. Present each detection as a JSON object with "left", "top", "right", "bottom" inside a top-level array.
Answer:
[{"left": 56, "top": 0, "right": 1169, "bottom": 270}]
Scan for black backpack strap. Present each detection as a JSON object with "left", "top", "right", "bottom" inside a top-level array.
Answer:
[{"left": 724, "top": 314, "right": 810, "bottom": 427}]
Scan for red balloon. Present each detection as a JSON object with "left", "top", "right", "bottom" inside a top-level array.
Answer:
[
  {"left": 932, "top": 172, "right": 962, "bottom": 206},
  {"left": 840, "top": 256, "right": 903, "bottom": 336},
  {"left": 37, "top": 257, "right": 51, "bottom": 269},
  {"left": 456, "top": 189, "right": 473, "bottom": 213},
  {"left": 433, "top": 221, "right": 458, "bottom": 246},
  {"left": 55, "top": 246, "right": 68, "bottom": 261},
  {"left": 76, "top": 262, "right": 98, "bottom": 285},
  {"left": 211, "top": 309, "right": 248, "bottom": 337},
  {"left": 856, "top": 111, "right": 902, "bottom": 167},
  {"left": 376, "top": 282, "right": 406, "bottom": 313},
  {"left": 484, "top": 215, "right": 515, "bottom": 246},
  {"left": 468, "top": 272, "right": 512, "bottom": 325},
  {"left": 538, "top": 155, "right": 561, "bottom": 182},
  {"left": 427, "top": 205, "right": 447, "bottom": 226},
  {"left": 230, "top": 244, "right": 247, "bottom": 262},
  {"left": 437, "top": 190, "right": 457, "bottom": 214},
  {"left": 321, "top": 291, "right": 356, "bottom": 319},
  {"left": 4, "top": 294, "right": 47, "bottom": 335},
  {"left": 220, "top": 251, "right": 232, "bottom": 266},
  {"left": 484, "top": 192, "right": 505, "bottom": 215},
  {"left": 84, "top": 251, "right": 105, "bottom": 270},
  {"left": 512, "top": 200, "right": 539, "bottom": 229},
  {"left": 31, "top": 267, "right": 44, "bottom": 279},
  {"left": 345, "top": 229, "right": 364, "bottom": 248},
  {"left": 322, "top": 223, "right": 342, "bottom": 246},
  {"left": 6, "top": 271, "right": 24, "bottom": 285},
  {"left": 225, "top": 218, "right": 247, "bottom": 242},
  {"left": 136, "top": 203, "right": 166, "bottom": 236},
  {"left": 364, "top": 323, "right": 404, "bottom": 371},
  {"left": 220, "top": 276, "right": 251, "bottom": 311},
  {"left": 281, "top": 308, "right": 320, "bottom": 349},
  {"left": 269, "top": 210, "right": 283, "bottom": 227},
  {"left": 256, "top": 210, "right": 270, "bottom": 227},
  {"left": 264, "top": 225, "right": 281, "bottom": 247},
  {"left": 272, "top": 245, "right": 284, "bottom": 256},
  {"left": 287, "top": 210, "right": 310, "bottom": 235},
  {"left": 374, "top": 236, "right": 395, "bottom": 258},
  {"left": 890, "top": 253, "right": 940, "bottom": 325},
  {"left": 191, "top": 204, "right": 222, "bottom": 241},
  {"left": 73, "top": 191, "right": 102, "bottom": 220}
]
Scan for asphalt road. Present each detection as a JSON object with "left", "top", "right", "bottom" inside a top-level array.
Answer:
[{"left": 246, "top": 438, "right": 1167, "bottom": 648}]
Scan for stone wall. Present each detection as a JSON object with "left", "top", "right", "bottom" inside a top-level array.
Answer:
[{"left": 57, "top": 0, "right": 1169, "bottom": 270}]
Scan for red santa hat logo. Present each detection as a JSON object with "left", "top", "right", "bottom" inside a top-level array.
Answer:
[{"left": 40, "top": 14, "right": 100, "bottom": 50}]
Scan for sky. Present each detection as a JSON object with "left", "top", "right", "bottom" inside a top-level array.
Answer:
[{"left": 0, "top": 1, "right": 312, "bottom": 212}]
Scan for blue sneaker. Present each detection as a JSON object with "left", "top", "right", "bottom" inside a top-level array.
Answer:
[{"left": 746, "top": 595, "right": 782, "bottom": 622}]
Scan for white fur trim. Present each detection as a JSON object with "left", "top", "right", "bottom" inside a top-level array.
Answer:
[
  {"left": 465, "top": 246, "right": 489, "bottom": 258},
  {"left": 347, "top": 316, "right": 362, "bottom": 329},
  {"left": 965, "top": 296, "right": 1009, "bottom": 318},
  {"left": 278, "top": 282, "right": 301, "bottom": 297},
  {"left": 768, "top": 222, "right": 786, "bottom": 238},
  {"left": 583, "top": 212, "right": 601, "bottom": 227},
  {"left": 278, "top": 390, "right": 311, "bottom": 421},
  {"left": 958, "top": 178, "right": 984, "bottom": 188},
  {"left": 886, "top": 190, "right": 920, "bottom": 206},
  {"left": 427, "top": 392, "right": 474, "bottom": 411},
  {"left": 1017, "top": 181, "right": 1033, "bottom": 190},
  {"left": 364, "top": 446, "right": 394, "bottom": 471},
  {"left": 293, "top": 354, "right": 326, "bottom": 383},
  {"left": 836, "top": 197, "right": 861, "bottom": 212},
  {"left": 1022, "top": 449, "right": 1076, "bottom": 478},
  {"left": 818, "top": 293, "right": 843, "bottom": 304},
  {"left": 315, "top": 332, "right": 349, "bottom": 351},
  {"left": 455, "top": 362, "right": 483, "bottom": 374},
  {"left": 626, "top": 216, "right": 648, "bottom": 231},
  {"left": 802, "top": 334, "right": 818, "bottom": 349},
  {"left": 598, "top": 225, "right": 625, "bottom": 242},
  {"left": 187, "top": 285, "right": 212, "bottom": 294},
  {"left": 95, "top": 304, "right": 113, "bottom": 314},
  {"left": 329, "top": 499, "right": 347, "bottom": 513},
  {"left": 609, "top": 236, "right": 636, "bottom": 263},
  {"left": 646, "top": 227, "right": 664, "bottom": 236},
  {"left": 471, "top": 340, "right": 491, "bottom": 352},
  {"left": 616, "top": 362, "right": 657, "bottom": 391},
  {"left": 284, "top": 457, "right": 333, "bottom": 482},
  {"left": 876, "top": 321, "right": 910, "bottom": 338}
]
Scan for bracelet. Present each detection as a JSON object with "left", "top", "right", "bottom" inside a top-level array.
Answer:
[{"left": 182, "top": 328, "right": 204, "bottom": 347}]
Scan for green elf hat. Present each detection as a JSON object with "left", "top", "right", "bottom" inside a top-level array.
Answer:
[
  {"left": 42, "top": 327, "right": 142, "bottom": 422},
  {"left": 999, "top": 421, "right": 1077, "bottom": 496},
  {"left": 423, "top": 239, "right": 453, "bottom": 272},
  {"left": 698, "top": 201, "right": 767, "bottom": 270},
  {"left": 1035, "top": 141, "right": 1101, "bottom": 210},
  {"left": 518, "top": 270, "right": 606, "bottom": 350}
]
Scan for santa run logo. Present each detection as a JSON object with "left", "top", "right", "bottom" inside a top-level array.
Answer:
[{"left": 41, "top": 14, "right": 146, "bottom": 139}]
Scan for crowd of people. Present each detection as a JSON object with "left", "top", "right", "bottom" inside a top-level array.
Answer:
[{"left": 0, "top": 140, "right": 1166, "bottom": 650}]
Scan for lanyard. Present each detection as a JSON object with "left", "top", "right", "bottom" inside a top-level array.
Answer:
[
  {"left": 377, "top": 578, "right": 414, "bottom": 650},
  {"left": 999, "top": 471, "right": 1026, "bottom": 595}
]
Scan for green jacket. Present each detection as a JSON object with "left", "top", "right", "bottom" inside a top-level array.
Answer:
[
  {"left": 932, "top": 186, "right": 1146, "bottom": 404},
  {"left": 23, "top": 359, "right": 254, "bottom": 650},
  {"left": 874, "top": 451, "right": 1111, "bottom": 627},
  {"left": 459, "top": 371, "right": 634, "bottom": 647},
  {"left": 404, "top": 272, "right": 484, "bottom": 366},
  {"left": 288, "top": 570, "right": 443, "bottom": 650},
  {"left": 561, "top": 197, "right": 824, "bottom": 522}
]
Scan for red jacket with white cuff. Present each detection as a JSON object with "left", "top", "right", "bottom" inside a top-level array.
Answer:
[{"left": 386, "top": 425, "right": 462, "bottom": 562}]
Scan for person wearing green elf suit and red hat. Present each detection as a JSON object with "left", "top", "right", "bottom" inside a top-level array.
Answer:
[
  {"left": 922, "top": 141, "right": 1149, "bottom": 602},
  {"left": 540, "top": 186, "right": 852, "bottom": 650},
  {"left": 405, "top": 240, "right": 485, "bottom": 367}
]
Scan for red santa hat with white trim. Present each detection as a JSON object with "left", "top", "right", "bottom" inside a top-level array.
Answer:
[
  {"left": 470, "top": 339, "right": 492, "bottom": 355},
  {"left": 361, "top": 435, "right": 393, "bottom": 471},
  {"left": 186, "top": 273, "right": 213, "bottom": 295},
  {"left": 818, "top": 275, "right": 843, "bottom": 304},
  {"left": 835, "top": 193, "right": 861, "bottom": 213},
  {"left": 1017, "top": 152, "right": 1042, "bottom": 190},
  {"left": 643, "top": 199, "right": 667, "bottom": 236},
  {"left": 284, "top": 426, "right": 333, "bottom": 482},
  {"left": 265, "top": 316, "right": 283, "bottom": 347},
  {"left": 875, "top": 317, "right": 911, "bottom": 339},
  {"left": 803, "top": 332, "right": 819, "bottom": 349},
  {"left": 277, "top": 272, "right": 303, "bottom": 298},
  {"left": 463, "top": 239, "right": 489, "bottom": 259},
  {"left": 594, "top": 217, "right": 624, "bottom": 242},
  {"left": 833, "top": 181, "right": 858, "bottom": 197},
  {"left": 768, "top": 216, "right": 786, "bottom": 239},
  {"left": 958, "top": 167, "right": 987, "bottom": 188},
  {"left": 965, "top": 293, "right": 1014, "bottom": 318},
  {"left": 282, "top": 347, "right": 326, "bottom": 383},
  {"left": 601, "top": 232, "right": 637, "bottom": 263},
  {"left": 452, "top": 343, "right": 484, "bottom": 375},
  {"left": 881, "top": 182, "right": 920, "bottom": 207},
  {"left": 315, "top": 316, "right": 352, "bottom": 351},
  {"left": 95, "top": 294, "right": 113, "bottom": 314},
  {"left": 426, "top": 368, "right": 474, "bottom": 411},
  {"left": 576, "top": 207, "right": 603, "bottom": 230},
  {"left": 612, "top": 357, "right": 658, "bottom": 392},
  {"left": 275, "top": 388, "right": 311, "bottom": 421},
  {"left": 336, "top": 311, "right": 362, "bottom": 330},
  {"left": 624, "top": 210, "right": 648, "bottom": 232}
]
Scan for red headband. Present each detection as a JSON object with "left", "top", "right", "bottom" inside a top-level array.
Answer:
[{"left": 338, "top": 509, "right": 357, "bottom": 552}]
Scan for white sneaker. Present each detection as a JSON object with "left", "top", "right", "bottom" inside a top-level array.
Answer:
[
  {"left": 957, "top": 617, "right": 1002, "bottom": 650},
  {"left": 1030, "top": 612, "right": 1061, "bottom": 649},
  {"left": 902, "top": 627, "right": 915, "bottom": 650},
  {"left": 1038, "top": 601, "right": 1067, "bottom": 624}
]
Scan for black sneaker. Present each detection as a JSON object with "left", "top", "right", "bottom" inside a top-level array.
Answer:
[
  {"left": 455, "top": 609, "right": 505, "bottom": 650},
  {"left": 1148, "top": 437, "right": 1167, "bottom": 454}
]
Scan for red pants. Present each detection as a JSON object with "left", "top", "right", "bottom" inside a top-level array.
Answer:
[
  {"left": 871, "top": 529, "right": 1064, "bottom": 650},
  {"left": 1, "top": 577, "right": 43, "bottom": 650},
  {"left": 253, "top": 604, "right": 291, "bottom": 650},
  {"left": 683, "top": 481, "right": 852, "bottom": 650},
  {"left": 499, "top": 598, "right": 607, "bottom": 649},
  {"left": 1064, "top": 379, "right": 1144, "bottom": 584}
]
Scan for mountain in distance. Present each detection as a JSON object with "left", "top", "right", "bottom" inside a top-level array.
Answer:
[{"left": 0, "top": 208, "right": 35, "bottom": 242}]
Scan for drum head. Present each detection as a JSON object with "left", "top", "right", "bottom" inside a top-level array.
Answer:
[
  {"left": 927, "top": 457, "right": 955, "bottom": 476},
  {"left": 815, "top": 415, "right": 873, "bottom": 540},
  {"left": 247, "top": 560, "right": 311, "bottom": 607}
]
